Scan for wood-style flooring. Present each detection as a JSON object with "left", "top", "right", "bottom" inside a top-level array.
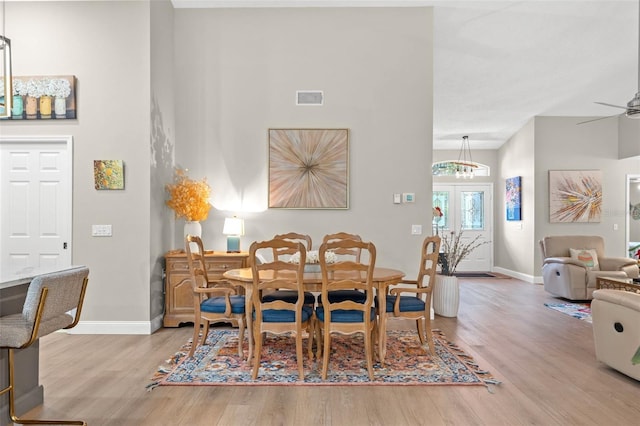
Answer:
[{"left": 22, "top": 277, "right": 640, "bottom": 425}]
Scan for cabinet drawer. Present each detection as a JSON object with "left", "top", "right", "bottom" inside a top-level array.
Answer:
[{"left": 206, "top": 259, "right": 244, "bottom": 278}]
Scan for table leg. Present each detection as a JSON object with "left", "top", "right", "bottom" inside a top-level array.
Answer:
[{"left": 244, "top": 285, "right": 254, "bottom": 363}]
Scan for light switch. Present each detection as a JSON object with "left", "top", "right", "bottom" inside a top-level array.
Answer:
[
  {"left": 92, "top": 224, "right": 112, "bottom": 237},
  {"left": 411, "top": 224, "right": 422, "bottom": 235},
  {"left": 403, "top": 193, "right": 415, "bottom": 203},
  {"left": 393, "top": 193, "right": 402, "bottom": 204}
]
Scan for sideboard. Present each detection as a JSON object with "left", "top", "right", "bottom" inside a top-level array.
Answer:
[{"left": 163, "top": 250, "right": 249, "bottom": 327}]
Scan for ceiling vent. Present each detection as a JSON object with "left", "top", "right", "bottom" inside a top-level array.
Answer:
[{"left": 296, "top": 91, "right": 323, "bottom": 106}]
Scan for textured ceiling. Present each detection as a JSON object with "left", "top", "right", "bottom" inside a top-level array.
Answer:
[{"left": 172, "top": 0, "right": 640, "bottom": 149}]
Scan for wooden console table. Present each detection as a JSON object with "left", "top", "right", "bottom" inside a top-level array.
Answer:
[{"left": 163, "top": 250, "right": 249, "bottom": 327}]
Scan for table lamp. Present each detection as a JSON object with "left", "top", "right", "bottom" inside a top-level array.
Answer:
[{"left": 223, "top": 217, "right": 244, "bottom": 253}]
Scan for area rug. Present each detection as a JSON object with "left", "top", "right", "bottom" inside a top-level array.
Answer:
[
  {"left": 544, "top": 302, "right": 592, "bottom": 323},
  {"left": 148, "top": 329, "right": 499, "bottom": 388}
]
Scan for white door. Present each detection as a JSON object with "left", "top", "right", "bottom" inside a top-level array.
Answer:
[
  {"left": 0, "top": 137, "right": 73, "bottom": 275},
  {"left": 433, "top": 183, "right": 493, "bottom": 272}
]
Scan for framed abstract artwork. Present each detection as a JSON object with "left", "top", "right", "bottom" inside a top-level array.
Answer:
[
  {"left": 549, "top": 170, "right": 602, "bottom": 223},
  {"left": 94, "top": 160, "right": 124, "bottom": 190},
  {"left": 268, "top": 128, "right": 349, "bottom": 209},
  {"left": 506, "top": 176, "right": 522, "bottom": 221}
]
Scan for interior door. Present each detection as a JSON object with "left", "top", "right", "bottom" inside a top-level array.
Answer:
[
  {"left": 0, "top": 137, "right": 72, "bottom": 275},
  {"left": 433, "top": 183, "right": 493, "bottom": 272}
]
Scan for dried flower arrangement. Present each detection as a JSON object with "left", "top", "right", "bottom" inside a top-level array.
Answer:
[
  {"left": 165, "top": 169, "right": 211, "bottom": 222},
  {"left": 438, "top": 229, "right": 489, "bottom": 276}
]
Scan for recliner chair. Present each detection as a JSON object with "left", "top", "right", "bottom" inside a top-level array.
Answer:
[{"left": 540, "top": 235, "right": 639, "bottom": 300}]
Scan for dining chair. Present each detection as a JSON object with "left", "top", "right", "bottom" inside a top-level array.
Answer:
[
  {"left": 250, "top": 238, "right": 317, "bottom": 380},
  {"left": 382, "top": 235, "right": 441, "bottom": 356},
  {"left": 316, "top": 239, "right": 377, "bottom": 380},
  {"left": 185, "top": 234, "right": 246, "bottom": 358},
  {"left": 262, "top": 232, "right": 316, "bottom": 306},
  {"left": 321, "top": 232, "right": 366, "bottom": 303},
  {"left": 0, "top": 266, "right": 89, "bottom": 425}
]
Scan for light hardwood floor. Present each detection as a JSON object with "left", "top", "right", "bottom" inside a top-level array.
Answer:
[{"left": 23, "top": 277, "right": 640, "bottom": 425}]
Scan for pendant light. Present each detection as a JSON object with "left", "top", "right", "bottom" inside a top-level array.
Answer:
[{"left": 455, "top": 136, "right": 476, "bottom": 179}]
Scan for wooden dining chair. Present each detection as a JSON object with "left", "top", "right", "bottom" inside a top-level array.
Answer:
[
  {"left": 382, "top": 235, "right": 441, "bottom": 357},
  {"left": 185, "top": 234, "right": 246, "bottom": 358},
  {"left": 316, "top": 239, "right": 377, "bottom": 380},
  {"left": 321, "top": 232, "right": 366, "bottom": 303},
  {"left": 250, "top": 238, "right": 317, "bottom": 380},
  {"left": 0, "top": 266, "right": 89, "bottom": 425},
  {"left": 262, "top": 232, "right": 316, "bottom": 306}
]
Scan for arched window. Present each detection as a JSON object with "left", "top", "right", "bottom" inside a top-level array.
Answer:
[{"left": 432, "top": 161, "right": 490, "bottom": 177}]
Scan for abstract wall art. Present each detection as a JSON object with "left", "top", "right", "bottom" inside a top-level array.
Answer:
[
  {"left": 268, "top": 128, "right": 349, "bottom": 209},
  {"left": 94, "top": 160, "right": 124, "bottom": 190},
  {"left": 549, "top": 170, "right": 602, "bottom": 223},
  {"left": 506, "top": 176, "right": 522, "bottom": 221}
]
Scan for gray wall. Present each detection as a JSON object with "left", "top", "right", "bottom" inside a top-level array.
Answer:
[
  {"left": 173, "top": 7, "right": 435, "bottom": 280},
  {"left": 496, "top": 118, "right": 535, "bottom": 279},
  {"left": 3, "top": 1, "right": 153, "bottom": 331}
]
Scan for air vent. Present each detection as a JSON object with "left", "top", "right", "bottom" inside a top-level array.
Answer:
[{"left": 296, "top": 91, "right": 323, "bottom": 106}]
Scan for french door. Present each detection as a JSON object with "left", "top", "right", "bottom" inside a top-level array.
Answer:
[
  {"left": 0, "top": 136, "right": 73, "bottom": 276},
  {"left": 433, "top": 183, "right": 493, "bottom": 272}
]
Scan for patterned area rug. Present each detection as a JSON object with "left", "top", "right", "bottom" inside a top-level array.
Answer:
[
  {"left": 544, "top": 302, "right": 592, "bottom": 323},
  {"left": 148, "top": 329, "right": 499, "bottom": 387}
]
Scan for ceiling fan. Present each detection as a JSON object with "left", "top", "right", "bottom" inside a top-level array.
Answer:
[{"left": 579, "top": 0, "right": 640, "bottom": 124}]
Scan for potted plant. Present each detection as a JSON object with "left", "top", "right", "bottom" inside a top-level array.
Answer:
[{"left": 434, "top": 229, "right": 489, "bottom": 317}]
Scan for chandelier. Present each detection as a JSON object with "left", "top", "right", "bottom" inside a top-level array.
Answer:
[{"left": 454, "top": 135, "right": 477, "bottom": 179}]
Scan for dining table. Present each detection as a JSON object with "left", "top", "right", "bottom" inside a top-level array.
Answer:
[{"left": 223, "top": 266, "right": 405, "bottom": 366}]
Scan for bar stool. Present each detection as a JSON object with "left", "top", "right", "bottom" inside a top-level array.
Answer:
[{"left": 0, "top": 266, "right": 89, "bottom": 425}]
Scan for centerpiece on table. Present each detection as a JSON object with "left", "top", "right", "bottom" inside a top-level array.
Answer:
[
  {"left": 434, "top": 229, "right": 489, "bottom": 317},
  {"left": 165, "top": 168, "right": 211, "bottom": 240},
  {"left": 289, "top": 250, "right": 337, "bottom": 273}
]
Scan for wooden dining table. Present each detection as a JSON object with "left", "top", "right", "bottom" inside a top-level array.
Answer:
[{"left": 223, "top": 266, "right": 405, "bottom": 366}]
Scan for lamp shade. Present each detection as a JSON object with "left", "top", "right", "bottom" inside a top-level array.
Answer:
[{"left": 223, "top": 217, "right": 244, "bottom": 236}]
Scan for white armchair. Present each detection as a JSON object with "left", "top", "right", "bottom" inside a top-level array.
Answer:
[
  {"left": 540, "top": 235, "right": 639, "bottom": 300},
  {"left": 592, "top": 289, "right": 640, "bottom": 381}
]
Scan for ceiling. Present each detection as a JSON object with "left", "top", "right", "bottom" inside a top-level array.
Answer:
[{"left": 172, "top": 0, "right": 640, "bottom": 150}]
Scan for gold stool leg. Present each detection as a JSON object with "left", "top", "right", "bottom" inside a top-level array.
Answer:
[{"left": 4, "top": 348, "right": 86, "bottom": 426}]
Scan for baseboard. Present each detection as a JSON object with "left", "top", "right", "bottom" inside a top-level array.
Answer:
[{"left": 492, "top": 267, "right": 542, "bottom": 284}]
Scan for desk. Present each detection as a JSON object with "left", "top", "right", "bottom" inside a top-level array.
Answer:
[{"left": 223, "top": 267, "right": 404, "bottom": 365}]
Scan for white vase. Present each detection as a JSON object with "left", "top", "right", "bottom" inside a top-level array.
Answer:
[
  {"left": 54, "top": 97, "right": 67, "bottom": 118},
  {"left": 184, "top": 221, "right": 202, "bottom": 252},
  {"left": 433, "top": 275, "right": 459, "bottom": 317}
]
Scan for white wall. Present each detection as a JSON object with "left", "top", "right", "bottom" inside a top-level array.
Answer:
[
  {"left": 172, "top": 7, "right": 435, "bottom": 279},
  {"left": 2, "top": 1, "right": 153, "bottom": 331}
]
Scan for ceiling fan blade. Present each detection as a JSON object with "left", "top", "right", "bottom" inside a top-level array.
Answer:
[
  {"left": 576, "top": 114, "right": 622, "bottom": 125},
  {"left": 594, "top": 101, "right": 629, "bottom": 110}
]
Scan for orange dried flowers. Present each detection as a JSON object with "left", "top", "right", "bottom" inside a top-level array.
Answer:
[{"left": 165, "top": 169, "right": 211, "bottom": 222}]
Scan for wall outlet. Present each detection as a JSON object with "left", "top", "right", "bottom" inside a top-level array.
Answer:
[{"left": 393, "top": 193, "right": 402, "bottom": 204}]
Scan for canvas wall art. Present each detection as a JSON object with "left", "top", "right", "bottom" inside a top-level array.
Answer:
[
  {"left": 269, "top": 128, "right": 349, "bottom": 209},
  {"left": 94, "top": 160, "right": 124, "bottom": 190},
  {"left": 506, "top": 176, "right": 522, "bottom": 221},
  {"left": 0, "top": 75, "right": 77, "bottom": 120},
  {"left": 549, "top": 170, "right": 602, "bottom": 223}
]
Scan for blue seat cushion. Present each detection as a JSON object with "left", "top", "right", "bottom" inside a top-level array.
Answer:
[
  {"left": 255, "top": 305, "right": 314, "bottom": 323},
  {"left": 262, "top": 290, "right": 316, "bottom": 305},
  {"left": 316, "top": 306, "right": 376, "bottom": 323},
  {"left": 200, "top": 295, "right": 245, "bottom": 314},
  {"left": 383, "top": 295, "right": 426, "bottom": 313},
  {"left": 327, "top": 290, "right": 366, "bottom": 303}
]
